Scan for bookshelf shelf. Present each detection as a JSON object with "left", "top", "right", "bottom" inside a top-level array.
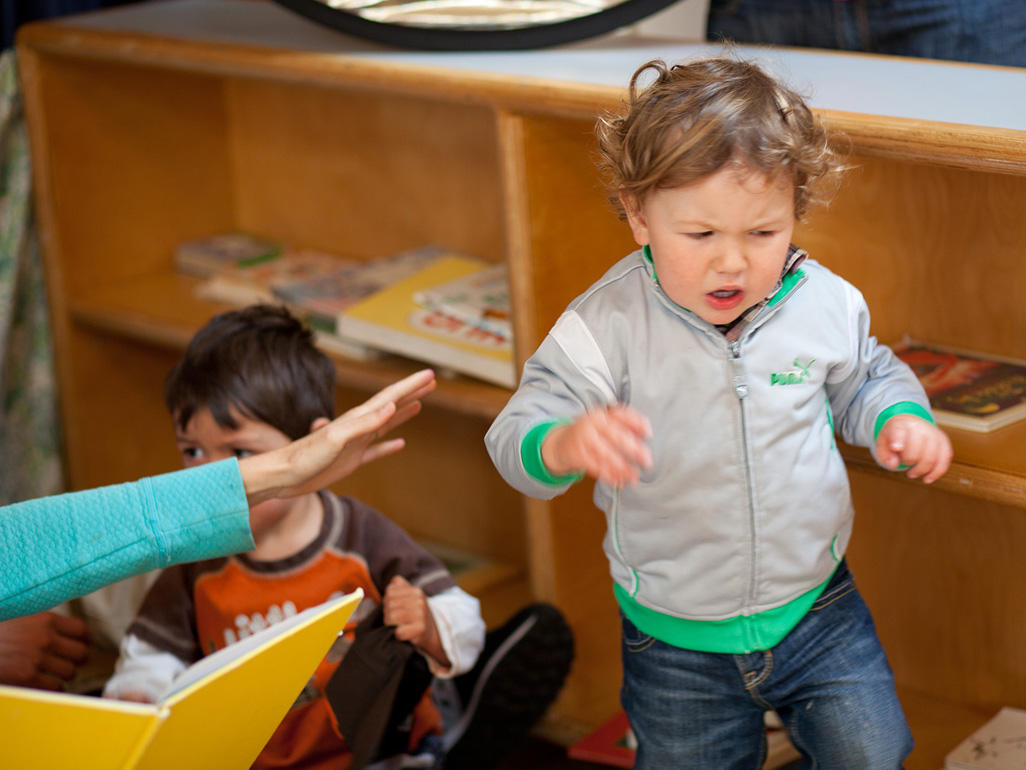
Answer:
[
  {"left": 68, "top": 272, "right": 513, "bottom": 420},
  {"left": 18, "top": 1, "right": 1026, "bottom": 762},
  {"left": 841, "top": 423, "right": 1026, "bottom": 510}
]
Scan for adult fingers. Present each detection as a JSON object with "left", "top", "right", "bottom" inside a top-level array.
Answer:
[{"left": 345, "top": 370, "right": 435, "bottom": 419}]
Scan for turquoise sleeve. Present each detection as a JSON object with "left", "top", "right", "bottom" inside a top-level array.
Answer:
[{"left": 0, "top": 459, "right": 253, "bottom": 620}]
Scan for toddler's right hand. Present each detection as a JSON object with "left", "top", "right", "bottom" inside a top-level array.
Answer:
[{"left": 541, "top": 405, "right": 652, "bottom": 487}]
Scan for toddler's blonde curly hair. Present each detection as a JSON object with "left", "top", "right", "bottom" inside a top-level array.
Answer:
[{"left": 596, "top": 57, "right": 847, "bottom": 220}]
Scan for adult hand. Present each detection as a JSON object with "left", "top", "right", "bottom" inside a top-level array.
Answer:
[
  {"left": 241, "top": 369, "right": 436, "bottom": 507},
  {"left": 0, "top": 611, "right": 90, "bottom": 690}
]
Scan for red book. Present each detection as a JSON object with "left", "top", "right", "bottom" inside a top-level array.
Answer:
[{"left": 568, "top": 711, "right": 635, "bottom": 768}]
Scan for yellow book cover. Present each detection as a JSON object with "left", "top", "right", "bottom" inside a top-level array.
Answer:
[
  {"left": 0, "top": 590, "right": 362, "bottom": 770},
  {"left": 337, "top": 255, "right": 517, "bottom": 388}
]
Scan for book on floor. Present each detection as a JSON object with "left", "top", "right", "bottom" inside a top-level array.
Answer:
[
  {"left": 945, "top": 707, "right": 1026, "bottom": 770},
  {"left": 0, "top": 590, "right": 362, "bottom": 770},
  {"left": 567, "top": 710, "right": 636, "bottom": 768},
  {"left": 891, "top": 337, "right": 1026, "bottom": 432},
  {"left": 337, "top": 254, "right": 516, "bottom": 388}
]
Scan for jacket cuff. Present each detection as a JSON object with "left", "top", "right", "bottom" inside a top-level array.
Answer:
[
  {"left": 521, "top": 420, "right": 585, "bottom": 486},
  {"left": 873, "top": 401, "right": 935, "bottom": 442}
]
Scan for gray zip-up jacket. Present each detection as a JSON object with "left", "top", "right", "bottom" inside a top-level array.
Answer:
[{"left": 486, "top": 248, "right": 931, "bottom": 644}]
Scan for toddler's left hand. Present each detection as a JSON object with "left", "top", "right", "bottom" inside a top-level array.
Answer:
[
  {"left": 383, "top": 575, "right": 450, "bottom": 668},
  {"left": 875, "top": 415, "right": 953, "bottom": 484}
]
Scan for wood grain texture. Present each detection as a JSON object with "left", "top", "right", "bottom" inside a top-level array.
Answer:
[{"left": 848, "top": 472, "right": 1026, "bottom": 718}]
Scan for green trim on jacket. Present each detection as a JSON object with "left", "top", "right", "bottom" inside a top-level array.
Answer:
[
  {"left": 614, "top": 564, "right": 836, "bottom": 653},
  {"left": 521, "top": 420, "right": 585, "bottom": 486}
]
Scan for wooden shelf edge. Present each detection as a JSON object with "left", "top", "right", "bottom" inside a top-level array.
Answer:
[
  {"left": 821, "top": 108, "right": 1026, "bottom": 174},
  {"left": 68, "top": 299, "right": 512, "bottom": 422},
  {"left": 842, "top": 445, "right": 1026, "bottom": 510}
]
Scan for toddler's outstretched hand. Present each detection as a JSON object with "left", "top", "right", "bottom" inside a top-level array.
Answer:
[
  {"left": 383, "top": 575, "right": 450, "bottom": 669},
  {"left": 541, "top": 404, "right": 653, "bottom": 487},
  {"left": 875, "top": 414, "right": 953, "bottom": 484}
]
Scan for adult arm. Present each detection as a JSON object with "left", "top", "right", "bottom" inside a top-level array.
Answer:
[{"left": 0, "top": 370, "right": 436, "bottom": 620}]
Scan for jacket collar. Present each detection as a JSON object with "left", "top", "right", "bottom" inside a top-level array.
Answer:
[{"left": 642, "top": 244, "right": 807, "bottom": 342}]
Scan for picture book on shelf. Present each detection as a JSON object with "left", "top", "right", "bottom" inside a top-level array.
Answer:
[
  {"left": 0, "top": 591, "right": 362, "bottom": 770},
  {"left": 945, "top": 707, "right": 1026, "bottom": 770},
  {"left": 337, "top": 255, "right": 516, "bottom": 388},
  {"left": 412, "top": 262, "right": 511, "bottom": 340},
  {"left": 890, "top": 338, "right": 1026, "bottom": 432},
  {"left": 174, "top": 231, "right": 281, "bottom": 277}
]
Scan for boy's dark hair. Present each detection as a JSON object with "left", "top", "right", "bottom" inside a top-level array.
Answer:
[
  {"left": 165, "top": 304, "right": 335, "bottom": 440},
  {"left": 596, "top": 56, "right": 846, "bottom": 220}
]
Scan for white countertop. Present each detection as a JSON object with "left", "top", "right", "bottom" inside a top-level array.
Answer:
[{"left": 52, "top": 0, "right": 1026, "bottom": 131}]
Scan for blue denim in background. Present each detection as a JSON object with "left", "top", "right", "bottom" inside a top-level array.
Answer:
[
  {"left": 707, "top": 0, "right": 1026, "bottom": 67},
  {"left": 620, "top": 560, "right": 913, "bottom": 768}
]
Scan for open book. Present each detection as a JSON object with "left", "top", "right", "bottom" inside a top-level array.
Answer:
[{"left": 0, "top": 590, "right": 362, "bottom": 770}]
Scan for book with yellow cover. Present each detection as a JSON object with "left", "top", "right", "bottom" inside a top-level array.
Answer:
[
  {"left": 0, "top": 590, "right": 362, "bottom": 770},
  {"left": 337, "top": 255, "right": 517, "bottom": 388}
]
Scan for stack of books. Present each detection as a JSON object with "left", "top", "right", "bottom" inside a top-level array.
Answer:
[{"left": 176, "top": 234, "right": 516, "bottom": 387}]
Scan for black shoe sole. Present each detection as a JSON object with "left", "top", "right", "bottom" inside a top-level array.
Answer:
[{"left": 443, "top": 603, "right": 574, "bottom": 770}]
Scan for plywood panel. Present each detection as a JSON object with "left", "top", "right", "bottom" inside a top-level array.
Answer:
[
  {"left": 226, "top": 79, "right": 506, "bottom": 263},
  {"left": 796, "top": 155, "right": 1026, "bottom": 358},
  {"left": 527, "top": 483, "right": 623, "bottom": 727},
  {"left": 64, "top": 327, "right": 184, "bottom": 489},
  {"left": 518, "top": 113, "right": 637, "bottom": 344},
  {"left": 33, "top": 58, "right": 234, "bottom": 295},
  {"left": 847, "top": 470, "right": 1026, "bottom": 710}
]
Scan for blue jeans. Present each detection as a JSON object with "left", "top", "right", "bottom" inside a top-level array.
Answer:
[
  {"left": 620, "top": 561, "right": 912, "bottom": 769},
  {"left": 707, "top": 0, "right": 1026, "bottom": 67}
]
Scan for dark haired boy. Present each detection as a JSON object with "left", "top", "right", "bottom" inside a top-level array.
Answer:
[{"left": 106, "top": 304, "right": 572, "bottom": 769}]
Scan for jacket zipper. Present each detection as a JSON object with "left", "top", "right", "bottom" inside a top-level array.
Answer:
[{"left": 728, "top": 339, "right": 758, "bottom": 627}]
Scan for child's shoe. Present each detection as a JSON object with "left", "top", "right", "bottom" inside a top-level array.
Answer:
[{"left": 438, "top": 603, "right": 574, "bottom": 770}]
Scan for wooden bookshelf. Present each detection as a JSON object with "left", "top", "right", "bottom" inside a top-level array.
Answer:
[{"left": 17, "top": 1, "right": 1026, "bottom": 762}]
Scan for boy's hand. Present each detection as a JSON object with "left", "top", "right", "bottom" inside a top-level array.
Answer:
[
  {"left": 541, "top": 404, "right": 653, "bottom": 487},
  {"left": 383, "top": 575, "right": 450, "bottom": 669},
  {"left": 0, "top": 611, "right": 90, "bottom": 690},
  {"left": 876, "top": 414, "right": 953, "bottom": 484}
]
